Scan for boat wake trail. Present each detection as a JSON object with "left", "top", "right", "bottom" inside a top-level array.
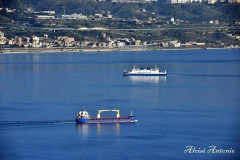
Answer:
[
  {"left": 168, "top": 74, "right": 240, "bottom": 77},
  {"left": 166, "top": 74, "right": 180, "bottom": 77},
  {"left": 0, "top": 120, "right": 76, "bottom": 129}
]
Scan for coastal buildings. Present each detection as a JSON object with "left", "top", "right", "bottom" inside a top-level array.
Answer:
[
  {"left": 0, "top": 31, "right": 6, "bottom": 45},
  {"left": 0, "top": 31, "right": 146, "bottom": 48},
  {"left": 0, "top": 2, "right": 240, "bottom": 51},
  {"left": 1, "top": 28, "right": 239, "bottom": 49},
  {"left": 56, "top": 13, "right": 88, "bottom": 19},
  {"left": 69, "top": 13, "right": 88, "bottom": 20}
]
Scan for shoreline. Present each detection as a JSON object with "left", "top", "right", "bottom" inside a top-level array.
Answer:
[{"left": 0, "top": 46, "right": 238, "bottom": 54}]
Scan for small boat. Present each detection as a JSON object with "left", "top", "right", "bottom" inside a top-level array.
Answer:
[
  {"left": 76, "top": 109, "right": 137, "bottom": 124},
  {"left": 123, "top": 65, "right": 167, "bottom": 76}
]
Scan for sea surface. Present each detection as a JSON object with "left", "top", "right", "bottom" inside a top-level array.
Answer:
[{"left": 0, "top": 49, "right": 239, "bottom": 160}]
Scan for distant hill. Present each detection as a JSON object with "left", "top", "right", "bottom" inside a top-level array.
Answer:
[{"left": 1, "top": 0, "right": 240, "bottom": 22}]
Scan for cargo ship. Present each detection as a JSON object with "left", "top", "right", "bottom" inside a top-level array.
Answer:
[
  {"left": 76, "top": 109, "right": 137, "bottom": 124},
  {"left": 123, "top": 65, "right": 167, "bottom": 76}
]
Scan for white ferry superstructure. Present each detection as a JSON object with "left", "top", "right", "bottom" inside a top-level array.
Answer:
[{"left": 123, "top": 65, "right": 167, "bottom": 76}]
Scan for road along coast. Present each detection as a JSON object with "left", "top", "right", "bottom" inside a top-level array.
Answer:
[{"left": 0, "top": 46, "right": 208, "bottom": 54}]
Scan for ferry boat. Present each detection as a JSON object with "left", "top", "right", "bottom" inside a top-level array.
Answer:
[
  {"left": 76, "top": 109, "right": 137, "bottom": 124},
  {"left": 123, "top": 65, "right": 167, "bottom": 76}
]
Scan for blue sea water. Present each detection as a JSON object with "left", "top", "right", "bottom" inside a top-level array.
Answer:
[{"left": 0, "top": 49, "right": 239, "bottom": 160}]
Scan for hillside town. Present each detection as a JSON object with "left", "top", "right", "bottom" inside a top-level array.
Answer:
[
  {"left": 0, "top": 29, "right": 239, "bottom": 52},
  {"left": 0, "top": 1, "right": 240, "bottom": 52}
]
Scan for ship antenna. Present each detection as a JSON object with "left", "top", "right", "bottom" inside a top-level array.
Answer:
[{"left": 131, "top": 110, "right": 133, "bottom": 116}]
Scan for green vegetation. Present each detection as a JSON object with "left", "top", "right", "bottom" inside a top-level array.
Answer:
[
  {"left": 1, "top": 0, "right": 240, "bottom": 22},
  {"left": 0, "top": 1, "right": 239, "bottom": 48}
]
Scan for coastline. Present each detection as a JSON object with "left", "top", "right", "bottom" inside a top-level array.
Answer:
[{"left": 0, "top": 46, "right": 237, "bottom": 54}]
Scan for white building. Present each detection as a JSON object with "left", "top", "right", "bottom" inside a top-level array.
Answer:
[
  {"left": 168, "top": 41, "right": 181, "bottom": 47},
  {"left": 208, "top": 0, "right": 217, "bottom": 3},
  {"left": 0, "top": 31, "right": 6, "bottom": 39},
  {"left": 69, "top": 13, "right": 88, "bottom": 19},
  {"left": 95, "top": 14, "right": 103, "bottom": 19},
  {"left": 34, "top": 11, "right": 55, "bottom": 14},
  {"left": 36, "top": 15, "right": 55, "bottom": 19},
  {"left": 117, "top": 41, "right": 125, "bottom": 47},
  {"left": 107, "top": 15, "right": 113, "bottom": 18}
]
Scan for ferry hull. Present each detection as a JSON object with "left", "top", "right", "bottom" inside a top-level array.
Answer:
[{"left": 76, "top": 116, "right": 137, "bottom": 124}]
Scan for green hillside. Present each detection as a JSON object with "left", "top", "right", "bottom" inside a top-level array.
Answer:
[
  {"left": 1, "top": 0, "right": 239, "bottom": 47},
  {"left": 1, "top": 0, "right": 240, "bottom": 22}
]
